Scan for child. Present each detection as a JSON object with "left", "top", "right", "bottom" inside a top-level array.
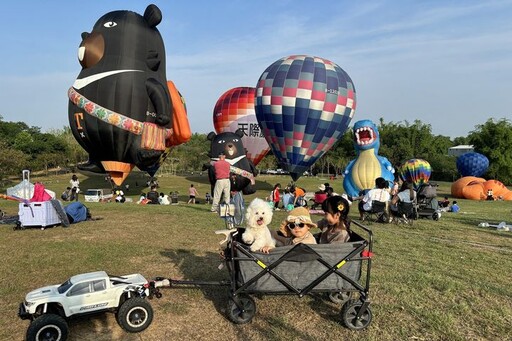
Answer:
[
  {"left": 61, "top": 187, "right": 72, "bottom": 201},
  {"left": 136, "top": 193, "right": 146, "bottom": 204},
  {"left": 263, "top": 207, "right": 317, "bottom": 253},
  {"left": 316, "top": 196, "right": 351, "bottom": 243},
  {"left": 188, "top": 184, "right": 199, "bottom": 204},
  {"left": 271, "top": 183, "right": 281, "bottom": 210},
  {"left": 449, "top": 201, "right": 460, "bottom": 213},
  {"left": 438, "top": 196, "right": 450, "bottom": 208},
  {"left": 282, "top": 188, "right": 293, "bottom": 211}
]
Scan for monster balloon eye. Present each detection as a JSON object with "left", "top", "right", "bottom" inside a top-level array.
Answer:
[{"left": 103, "top": 21, "right": 117, "bottom": 28}]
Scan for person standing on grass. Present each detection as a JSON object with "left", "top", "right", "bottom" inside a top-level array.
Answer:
[
  {"left": 271, "top": 183, "right": 281, "bottom": 210},
  {"left": 211, "top": 152, "right": 231, "bottom": 212},
  {"left": 69, "top": 174, "right": 80, "bottom": 201},
  {"left": 188, "top": 184, "right": 199, "bottom": 204}
]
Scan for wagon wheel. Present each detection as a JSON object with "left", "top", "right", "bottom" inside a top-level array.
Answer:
[
  {"left": 13, "top": 221, "right": 23, "bottom": 231},
  {"left": 227, "top": 294, "right": 256, "bottom": 324},
  {"left": 341, "top": 299, "right": 372, "bottom": 330},
  {"left": 328, "top": 291, "right": 353, "bottom": 304}
]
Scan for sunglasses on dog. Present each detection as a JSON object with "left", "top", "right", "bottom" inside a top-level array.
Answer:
[{"left": 287, "top": 222, "right": 306, "bottom": 229}]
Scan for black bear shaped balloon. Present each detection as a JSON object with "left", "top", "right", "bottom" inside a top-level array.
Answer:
[
  {"left": 68, "top": 4, "right": 178, "bottom": 185},
  {"left": 206, "top": 129, "right": 257, "bottom": 195}
]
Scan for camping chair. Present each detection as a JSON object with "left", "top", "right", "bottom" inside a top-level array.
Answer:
[
  {"left": 391, "top": 201, "right": 416, "bottom": 225},
  {"left": 363, "top": 200, "right": 388, "bottom": 224}
]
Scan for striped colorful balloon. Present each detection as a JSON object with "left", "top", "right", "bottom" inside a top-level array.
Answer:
[
  {"left": 255, "top": 55, "right": 356, "bottom": 180},
  {"left": 456, "top": 152, "right": 489, "bottom": 177},
  {"left": 213, "top": 87, "right": 269, "bottom": 166},
  {"left": 399, "top": 159, "right": 432, "bottom": 189}
]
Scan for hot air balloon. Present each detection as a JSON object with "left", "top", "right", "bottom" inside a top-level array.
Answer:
[
  {"left": 213, "top": 87, "right": 269, "bottom": 166},
  {"left": 398, "top": 159, "right": 432, "bottom": 190},
  {"left": 255, "top": 55, "right": 356, "bottom": 180},
  {"left": 68, "top": 5, "right": 190, "bottom": 186},
  {"left": 456, "top": 152, "right": 489, "bottom": 177}
]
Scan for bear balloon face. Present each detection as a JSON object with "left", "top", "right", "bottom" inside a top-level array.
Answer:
[
  {"left": 207, "top": 130, "right": 256, "bottom": 194},
  {"left": 68, "top": 4, "right": 172, "bottom": 184}
]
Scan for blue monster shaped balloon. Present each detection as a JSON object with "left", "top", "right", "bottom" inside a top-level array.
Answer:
[
  {"left": 342, "top": 119, "right": 395, "bottom": 197},
  {"left": 456, "top": 152, "right": 489, "bottom": 177},
  {"left": 255, "top": 55, "right": 356, "bottom": 181}
]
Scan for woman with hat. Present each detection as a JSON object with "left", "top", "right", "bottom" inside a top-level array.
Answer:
[{"left": 272, "top": 207, "right": 318, "bottom": 247}]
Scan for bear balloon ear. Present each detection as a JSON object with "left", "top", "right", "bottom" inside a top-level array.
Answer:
[
  {"left": 207, "top": 132, "right": 217, "bottom": 141},
  {"left": 235, "top": 129, "right": 244, "bottom": 138},
  {"left": 144, "top": 4, "right": 162, "bottom": 28}
]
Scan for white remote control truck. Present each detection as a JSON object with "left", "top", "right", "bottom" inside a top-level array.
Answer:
[{"left": 18, "top": 271, "right": 157, "bottom": 341}]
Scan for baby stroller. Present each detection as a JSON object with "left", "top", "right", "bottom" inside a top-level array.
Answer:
[
  {"left": 415, "top": 182, "right": 440, "bottom": 220},
  {"left": 223, "top": 221, "right": 374, "bottom": 330}
]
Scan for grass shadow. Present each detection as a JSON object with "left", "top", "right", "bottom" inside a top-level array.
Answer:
[
  {"left": 306, "top": 293, "right": 344, "bottom": 324},
  {"left": 159, "top": 248, "right": 230, "bottom": 316}
]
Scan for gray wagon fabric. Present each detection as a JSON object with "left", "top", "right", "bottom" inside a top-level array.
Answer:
[{"left": 236, "top": 242, "right": 363, "bottom": 292}]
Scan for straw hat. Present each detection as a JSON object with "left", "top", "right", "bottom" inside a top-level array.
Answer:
[
  {"left": 318, "top": 184, "right": 326, "bottom": 191},
  {"left": 279, "top": 207, "right": 317, "bottom": 237}
]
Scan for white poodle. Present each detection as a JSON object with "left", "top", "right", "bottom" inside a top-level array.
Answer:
[{"left": 242, "top": 198, "right": 276, "bottom": 252}]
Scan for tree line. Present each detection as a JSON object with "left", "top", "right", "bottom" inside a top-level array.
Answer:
[{"left": 0, "top": 115, "right": 510, "bottom": 185}]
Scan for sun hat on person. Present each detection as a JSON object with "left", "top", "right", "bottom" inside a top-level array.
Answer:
[
  {"left": 279, "top": 206, "right": 317, "bottom": 237},
  {"left": 318, "top": 184, "right": 326, "bottom": 191}
]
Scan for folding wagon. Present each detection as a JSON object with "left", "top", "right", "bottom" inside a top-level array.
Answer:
[{"left": 151, "top": 221, "right": 374, "bottom": 330}]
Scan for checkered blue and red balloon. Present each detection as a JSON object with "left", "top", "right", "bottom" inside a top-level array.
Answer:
[{"left": 255, "top": 55, "right": 356, "bottom": 180}]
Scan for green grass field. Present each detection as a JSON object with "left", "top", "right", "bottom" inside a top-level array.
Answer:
[{"left": 1, "top": 172, "right": 511, "bottom": 341}]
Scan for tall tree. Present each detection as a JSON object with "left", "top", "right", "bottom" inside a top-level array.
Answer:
[
  {"left": 468, "top": 118, "right": 512, "bottom": 184},
  {"left": 0, "top": 140, "right": 28, "bottom": 181}
]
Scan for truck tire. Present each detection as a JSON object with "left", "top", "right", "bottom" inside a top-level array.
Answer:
[
  {"left": 26, "top": 314, "right": 68, "bottom": 341},
  {"left": 116, "top": 298, "right": 153, "bottom": 333}
]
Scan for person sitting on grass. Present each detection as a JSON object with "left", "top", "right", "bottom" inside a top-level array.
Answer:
[
  {"left": 316, "top": 196, "right": 351, "bottom": 243},
  {"left": 61, "top": 187, "right": 72, "bottom": 201},
  {"left": 146, "top": 185, "right": 160, "bottom": 204},
  {"left": 159, "top": 192, "right": 170, "bottom": 205},
  {"left": 282, "top": 187, "right": 294, "bottom": 211},
  {"left": 449, "top": 201, "right": 460, "bottom": 213}
]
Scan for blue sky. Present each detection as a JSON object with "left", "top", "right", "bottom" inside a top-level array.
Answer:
[{"left": 0, "top": 0, "right": 511, "bottom": 138}]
